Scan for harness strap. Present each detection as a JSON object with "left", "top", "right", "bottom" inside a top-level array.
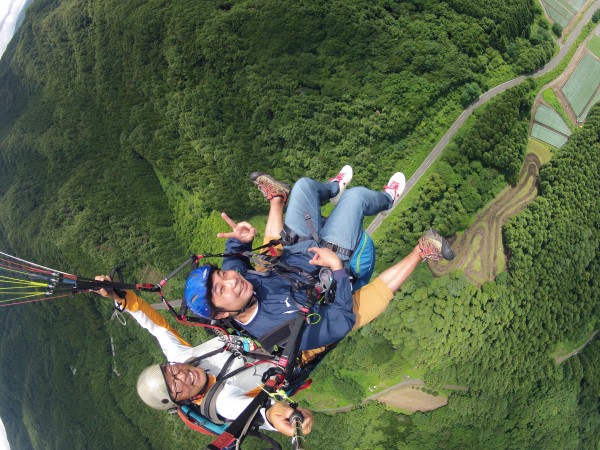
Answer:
[
  {"left": 186, "top": 346, "right": 228, "bottom": 366},
  {"left": 280, "top": 224, "right": 311, "bottom": 245},
  {"left": 280, "top": 215, "right": 354, "bottom": 258},
  {"left": 199, "top": 356, "right": 254, "bottom": 425}
]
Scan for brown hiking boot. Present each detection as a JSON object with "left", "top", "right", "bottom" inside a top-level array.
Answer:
[
  {"left": 418, "top": 229, "right": 455, "bottom": 261},
  {"left": 250, "top": 172, "right": 291, "bottom": 203}
]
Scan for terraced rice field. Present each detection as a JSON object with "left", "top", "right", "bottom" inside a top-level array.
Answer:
[
  {"left": 541, "top": 0, "right": 586, "bottom": 27},
  {"left": 561, "top": 53, "right": 600, "bottom": 121}
]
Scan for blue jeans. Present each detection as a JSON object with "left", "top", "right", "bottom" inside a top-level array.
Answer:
[{"left": 284, "top": 177, "right": 392, "bottom": 261}]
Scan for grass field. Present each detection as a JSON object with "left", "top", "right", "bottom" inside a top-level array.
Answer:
[
  {"left": 587, "top": 36, "right": 600, "bottom": 58},
  {"left": 535, "top": 104, "right": 572, "bottom": 135},
  {"left": 527, "top": 138, "right": 554, "bottom": 165},
  {"left": 561, "top": 53, "right": 600, "bottom": 116},
  {"left": 531, "top": 123, "right": 570, "bottom": 147}
]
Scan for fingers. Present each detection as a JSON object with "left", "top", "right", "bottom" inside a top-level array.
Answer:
[
  {"left": 93, "top": 275, "right": 112, "bottom": 298},
  {"left": 308, "top": 247, "right": 325, "bottom": 265},
  {"left": 298, "top": 407, "right": 313, "bottom": 433},
  {"left": 286, "top": 406, "right": 313, "bottom": 435},
  {"left": 216, "top": 231, "right": 236, "bottom": 239},
  {"left": 220, "top": 212, "right": 237, "bottom": 230},
  {"left": 307, "top": 247, "right": 343, "bottom": 270}
]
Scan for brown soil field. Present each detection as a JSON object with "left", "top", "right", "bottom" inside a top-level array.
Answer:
[{"left": 377, "top": 387, "right": 448, "bottom": 412}]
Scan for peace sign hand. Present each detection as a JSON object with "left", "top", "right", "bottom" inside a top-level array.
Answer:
[{"left": 216, "top": 212, "right": 257, "bottom": 243}]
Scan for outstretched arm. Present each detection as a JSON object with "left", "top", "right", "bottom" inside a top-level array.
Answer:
[{"left": 93, "top": 276, "right": 194, "bottom": 360}]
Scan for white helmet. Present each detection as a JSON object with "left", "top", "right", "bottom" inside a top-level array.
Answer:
[{"left": 136, "top": 364, "right": 175, "bottom": 410}]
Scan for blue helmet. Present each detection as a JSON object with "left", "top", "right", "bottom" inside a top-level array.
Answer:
[{"left": 183, "top": 265, "right": 214, "bottom": 318}]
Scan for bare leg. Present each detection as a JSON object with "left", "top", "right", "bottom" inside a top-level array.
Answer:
[
  {"left": 264, "top": 197, "right": 285, "bottom": 239},
  {"left": 376, "top": 245, "right": 422, "bottom": 293}
]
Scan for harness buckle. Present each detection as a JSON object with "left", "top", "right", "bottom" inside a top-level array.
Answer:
[{"left": 325, "top": 242, "right": 339, "bottom": 252}]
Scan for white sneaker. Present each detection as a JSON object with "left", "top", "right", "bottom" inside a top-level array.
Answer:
[
  {"left": 329, "top": 165, "right": 353, "bottom": 205},
  {"left": 384, "top": 172, "right": 405, "bottom": 207}
]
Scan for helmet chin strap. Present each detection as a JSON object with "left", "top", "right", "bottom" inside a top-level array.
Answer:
[
  {"left": 213, "top": 294, "right": 258, "bottom": 319},
  {"left": 190, "top": 375, "right": 211, "bottom": 402},
  {"left": 230, "top": 295, "right": 259, "bottom": 318}
]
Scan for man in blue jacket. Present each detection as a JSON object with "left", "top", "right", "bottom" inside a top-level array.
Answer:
[{"left": 184, "top": 167, "right": 455, "bottom": 352}]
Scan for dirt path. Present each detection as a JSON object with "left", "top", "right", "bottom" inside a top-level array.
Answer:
[{"left": 431, "top": 153, "right": 541, "bottom": 284}]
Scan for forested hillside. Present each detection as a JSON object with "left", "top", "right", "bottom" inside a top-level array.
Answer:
[{"left": 1, "top": 0, "right": 598, "bottom": 448}]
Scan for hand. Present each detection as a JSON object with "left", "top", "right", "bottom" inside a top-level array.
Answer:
[
  {"left": 265, "top": 402, "right": 313, "bottom": 436},
  {"left": 308, "top": 247, "right": 343, "bottom": 271},
  {"left": 216, "top": 212, "right": 257, "bottom": 243},
  {"left": 93, "top": 275, "right": 124, "bottom": 302}
]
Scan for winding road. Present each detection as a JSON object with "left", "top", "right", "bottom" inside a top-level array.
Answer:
[{"left": 366, "top": 1, "right": 600, "bottom": 235}]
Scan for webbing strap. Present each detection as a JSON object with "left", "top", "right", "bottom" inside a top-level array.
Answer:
[
  {"left": 280, "top": 214, "right": 354, "bottom": 258},
  {"left": 206, "top": 379, "right": 277, "bottom": 450}
]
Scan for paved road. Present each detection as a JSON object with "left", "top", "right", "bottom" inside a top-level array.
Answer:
[
  {"left": 151, "top": 299, "right": 182, "bottom": 310},
  {"left": 555, "top": 330, "right": 599, "bottom": 364},
  {"left": 366, "top": 2, "right": 600, "bottom": 235}
]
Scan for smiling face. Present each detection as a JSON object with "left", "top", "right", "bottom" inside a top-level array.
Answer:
[
  {"left": 210, "top": 269, "right": 254, "bottom": 319},
  {"left": 162, "top": 363, "right": 207, "bottom": 402}
]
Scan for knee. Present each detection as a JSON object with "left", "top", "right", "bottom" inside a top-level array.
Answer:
[
  {"left": 293, "top": 177, "right": 313, "bottom": 190},
  {"left": 339, "top": 187, "right": 369, "bottom": 205}
]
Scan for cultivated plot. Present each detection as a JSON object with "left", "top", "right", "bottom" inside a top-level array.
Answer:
[
  {"left": 535, "top": 104, "right": 571, "bottom": 135},
  {"left": 588, "top": 36, "right": 600, "bottom": 58},
  {"left": 561, "top": 53, "right": 600, "bottom": 121},
  {"left": 580, "top": 91, "right": 600, "bottom": 120},
  {"left": 531, "top": 123, "right": 570, "bottom": 148},
  {"left": 541, "top": 0, "right": 585, "bottom": 27}
]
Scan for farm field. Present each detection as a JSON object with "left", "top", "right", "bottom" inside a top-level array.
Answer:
[
  {"left": 561, "top": 52, "right": 600, "bottom": 120},
  {"left": 531, "top": 123, "right": 570, "bottom": 147},
  {"left": 541, "top": 0, "right": 586, "bottom": 27},
  {"left": 580, "top": 91, "right": 600, "bottom": 119},
  {"left": 535, "top": 104, "right": 572, "bottom": 135},
  {"left": 530, "top": 104, "right": 571, "bottom": 148},
  {"left": 588, "top": 35, "right": 600, "bottom": 58}
]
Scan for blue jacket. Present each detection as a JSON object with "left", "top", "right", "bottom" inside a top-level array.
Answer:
[{"left": 222, "top": 238, "right": 356, "bottom": 351}]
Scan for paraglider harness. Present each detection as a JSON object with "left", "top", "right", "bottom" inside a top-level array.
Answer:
[
  {"left": 122, "top": 217, "right": 373, "bottom": 448},
  {"left": 155, "top": 240, "right": 340, "bottom": 449}
]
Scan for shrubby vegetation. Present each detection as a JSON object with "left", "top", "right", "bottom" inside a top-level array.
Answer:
[{"left": 1, "top": 0, "right": 597, "bottom": 448}]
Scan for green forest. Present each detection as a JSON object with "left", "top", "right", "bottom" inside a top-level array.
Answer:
[{"left": 0, "top": 0, "right": 598, "bottom": 448}]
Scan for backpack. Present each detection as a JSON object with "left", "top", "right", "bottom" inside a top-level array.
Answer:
[{"left": 347, "top": 231, "right": 376, "bottom": 291}]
